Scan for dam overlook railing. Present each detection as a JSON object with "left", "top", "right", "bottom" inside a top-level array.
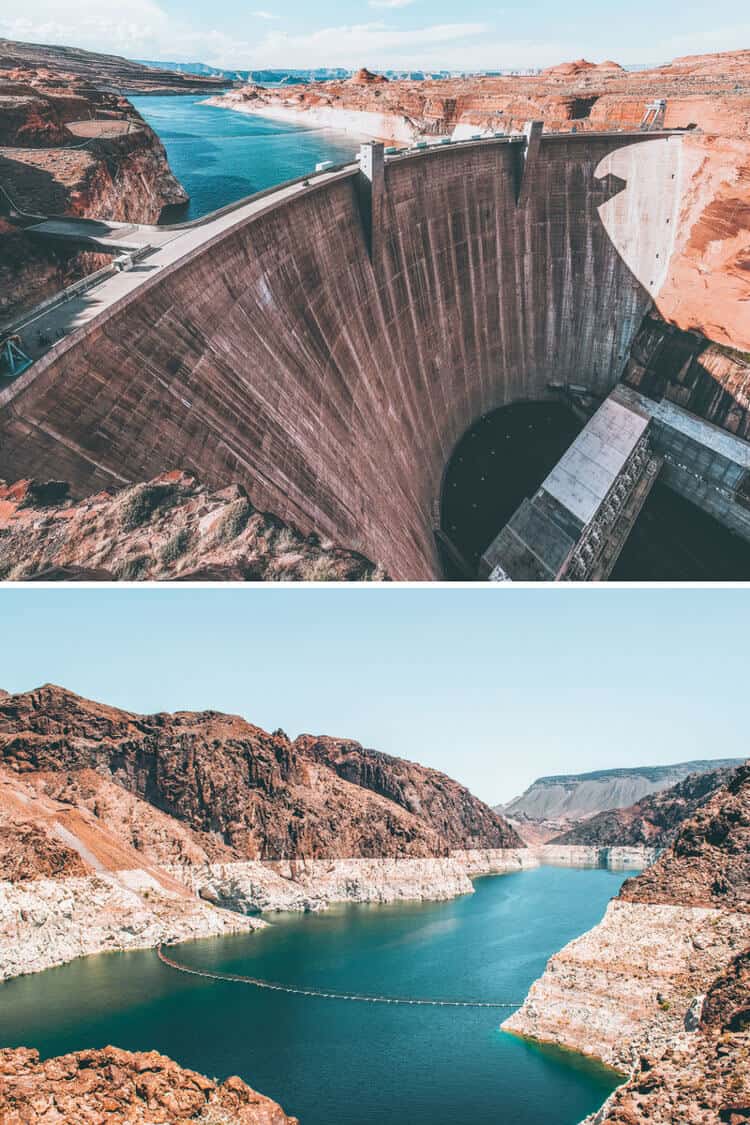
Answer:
[{"left": 156, "top": 946, "right": 521, "bottom": 1009}]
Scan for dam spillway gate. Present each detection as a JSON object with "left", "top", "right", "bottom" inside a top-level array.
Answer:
[{"left": 156, "top": 946, "right": 521, "bottom": 1009}]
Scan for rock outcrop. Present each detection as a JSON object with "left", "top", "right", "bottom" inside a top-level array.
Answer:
[
  {"left": 504, "top": 759, "right": 750, "bottom": 1118},
  {"left": 552, "top": 763, "right": 737, "bottom": 847},
  {"left": 0, "top": 1046, "right": 295, "bottom": 1124},
  {"left": 0, "top": 683, "right": 527, "bottom": 978},
  {"left": 0, "top": 472, "right": 384, "bottom": 581},
  {"left": 585, "top": 949, "right": 750, "bottom": 1124},
  {"left": 0, "top": 57, "right": 187, "bottom": 325},
  {"left": 0, "top": 684, "right": 521, "bottom": 860}
]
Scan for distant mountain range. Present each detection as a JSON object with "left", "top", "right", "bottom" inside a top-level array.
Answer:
[{"left": 496, "top": 759, "right": 745, "bottom": 843}]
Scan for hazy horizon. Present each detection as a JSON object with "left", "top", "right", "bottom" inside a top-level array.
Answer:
[
  {"left": 1, "top": 587, "right": 746, "bottom": 806},
  {"left": 1, "top": 0, "right": 747, "bottom": 74}
]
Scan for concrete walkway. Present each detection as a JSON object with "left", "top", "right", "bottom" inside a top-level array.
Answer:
[{"left": 3, "top": 163, "right": 358, "bottom": 374}]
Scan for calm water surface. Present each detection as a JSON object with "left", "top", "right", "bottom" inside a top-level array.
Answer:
[
  {"left": 130, "top": 94, "right": 366, "bottom": 220},
  {"left": 0, "top": 867, "right": 625, "bottom": 1125}
]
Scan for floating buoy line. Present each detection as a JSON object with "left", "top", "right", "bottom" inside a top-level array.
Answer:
[{"left": 157, "top": 946, "right": 520, "bottom": 1009}]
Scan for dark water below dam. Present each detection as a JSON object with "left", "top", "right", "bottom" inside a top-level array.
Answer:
[
  {"left": 441, "top": 403, "right": 750, "bottom": 580},
  {"left": 0, "top": 868, "right": 624, "bottom": 1125},
  {"left": 130, "top": 95, "right": 365, "bottom": 220}
]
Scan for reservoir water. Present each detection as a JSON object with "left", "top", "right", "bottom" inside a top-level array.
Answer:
[
  {"left": 0, "top": 867, "right": 624, "bottom": 1125},
  {"left": 130, "top": 94, "right": 366, "bottom": 220}
]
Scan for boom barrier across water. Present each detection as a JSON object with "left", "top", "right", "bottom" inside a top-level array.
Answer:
[{"left": 157, "top": 946, "right": 521, "bottom": 1009}]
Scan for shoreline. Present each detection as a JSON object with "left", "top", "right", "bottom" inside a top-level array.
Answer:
[
  {"left": 0, "top": 846, "right": 657, "bottom": 983},
  {"left": 202, "top": 92, "right": 417, "bottom": 144}
]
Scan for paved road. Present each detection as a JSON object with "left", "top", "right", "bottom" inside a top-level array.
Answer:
[{"left": 2, "top": 163, "right": 359, "bottom": 379}]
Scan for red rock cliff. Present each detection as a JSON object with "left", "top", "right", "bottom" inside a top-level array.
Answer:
[
  {"left": 0, "top": 59, "right": 187, "bottom": 325},
  {"left": 0, "top": 684, "right": 522, "bottom": 859}
]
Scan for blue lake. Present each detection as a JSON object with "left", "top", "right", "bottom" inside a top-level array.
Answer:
[
  {"left": 130, "top": 94, "right": 366, "bottom": 220},
  {"left": 0, "top": 867, "right": 626, "bottom": 1125}
]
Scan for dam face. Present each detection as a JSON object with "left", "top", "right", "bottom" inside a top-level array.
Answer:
[{"left": 0, "top": 132, "right": 682, "bottom": 578}]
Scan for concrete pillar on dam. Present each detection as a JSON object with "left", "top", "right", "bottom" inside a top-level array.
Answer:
[
  {"left": 480, "top": 386, "right": 662, "bottom": 581},
  {"left": 517, "top": 121, "right": 543, "bottom": 206},
  {"left": 356, "top": 141, "right": 385, "bottom": 264}
]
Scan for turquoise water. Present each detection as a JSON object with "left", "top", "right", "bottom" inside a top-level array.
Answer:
[
  {"left": 130, "top": 94, "right": 366, "bottom": 220},
  {"left": 0, "top": 867, "right": 624, "bottom": 1124}
]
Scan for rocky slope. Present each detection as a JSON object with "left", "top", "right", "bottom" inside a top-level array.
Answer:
[
  {"left": 0, "top": 39, "right": 230, "bottom": 95},
  {"left": 498, "top": 759, "right": 740, "bottom": 844},
  {"left": 0, "top": 1046, "right": 295, "bottom": 1124},
  {"left": 0, "top": 684, "right": 520, "bottom": 859},
  {"left": 0, "top": 472, "right": 384, "bottom": 581},
  {"left": 585, "top": 950, "right": 750, "bottom": 1125},
  {"left": 0, "top": 684, "right": 527, "bottom": 978},
  {"left": 552, "top": 763, "right": 737, "bottom": 847},
  {"left": 503, "top": 759, "right": 750, "bottom": 1117},
  {"left": 0, "top": 56, "right": 187, "bottom": 326}
]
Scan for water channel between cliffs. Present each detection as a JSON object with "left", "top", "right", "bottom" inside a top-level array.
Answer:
[{"left": 0, "top": 867, "right": 627, "bottom": 1125}]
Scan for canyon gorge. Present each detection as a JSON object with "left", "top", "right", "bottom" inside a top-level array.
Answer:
[{"left": 0, "top": 681, "right": 745, "bottom": 1122}]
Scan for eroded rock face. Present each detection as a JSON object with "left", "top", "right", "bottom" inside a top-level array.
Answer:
[
  {"left": 505, "top": 759, "right": 750, "bottom": 1122},
  {"left": 584, "top": 951, "right": 750, "bottom": 1124},
  {"left": 0, "top": 1045, "right": 296, "bottom": 1124},
  {"left": 0, "top": 471, "right": 384, "bottom": 581},
  {"left": 552, "top": 763, "right": 737, "bottom": 847},
  {"left": 0, "top": 59, "right": 187, "bottom": 325},
  {"left": 0, "top": 683, "right": 520, "bottom": 861},
  {"left": 0, "top": 39, "right": 229, "bottom": 95},
  {"left": 619, "top": 762, "right": 750, "bottom": 912}
]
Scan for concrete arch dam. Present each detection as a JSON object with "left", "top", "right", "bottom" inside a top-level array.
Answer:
[{"left": 0, "top": 130, "right": 683, "bottom": 578}]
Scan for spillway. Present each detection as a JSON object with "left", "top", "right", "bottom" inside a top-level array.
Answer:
[{"left": 0, "top": 130, "right": 687, "bottom": 578}]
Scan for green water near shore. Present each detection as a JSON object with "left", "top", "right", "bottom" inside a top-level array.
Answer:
[{"left": 0, "top": 867, "right": 625, "bottom": 1125}]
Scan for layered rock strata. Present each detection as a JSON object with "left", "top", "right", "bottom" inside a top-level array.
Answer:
[
  {"left": 0, "top": 471, "right": 383, "bottom": 581},
  {"left": 504, "top": 760, "right": 750, "bottom": 1116},
  {"left": 584, "top": 950, "right": 750, "bottom": 1125},
  {"left": 552, "top": 762, "right": 737, "bottom": 847},
  {"left": 0, "top": 1046, "right": 295, "bottom": 1124},
  {"left": 0, "top": 57, "right": 187, "bottom": 324},
  {"left": 0, "top": 38, "right": 229, "bottom": 95}
]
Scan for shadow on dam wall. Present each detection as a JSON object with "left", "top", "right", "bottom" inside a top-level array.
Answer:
[{"left": 0, "top": 132, "right": 683, "bottom": 579}]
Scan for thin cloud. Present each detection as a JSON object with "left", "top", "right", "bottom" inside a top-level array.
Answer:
[
  {"left": 252, "top": 10, "right": 279, "bottom": 19},
  {"left": 369, "top": 0, "right": 417, "bottom": 9}
]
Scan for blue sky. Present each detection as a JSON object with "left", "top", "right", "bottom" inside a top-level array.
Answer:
[
  {"left": 1, "top": 0, "right": 747, "bottom": 70},
  {"left": 0, "top": 587, "right": 745, "bottom": 805}
]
